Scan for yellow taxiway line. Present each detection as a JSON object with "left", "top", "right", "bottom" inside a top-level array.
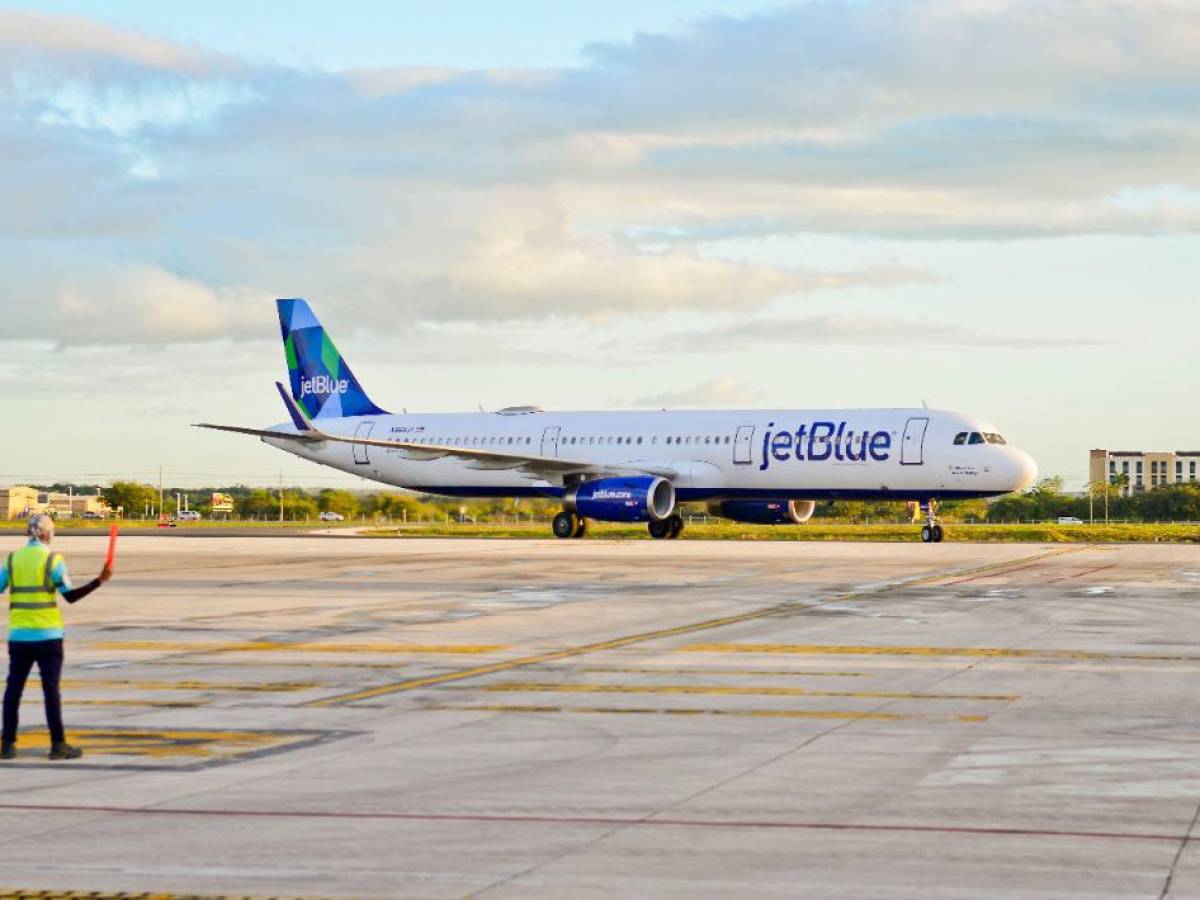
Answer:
[
  {"left": 90, "top": 641, "right": 505, "bottom": 655},
  {"left": 473, "top": 681, "right": 1018, "bottom": 701},
  {"left": 309, "top": 546, "right": 1082, "bottom": 707},
  {"left": 576, "top": 666, "right": 868, "bottom": 678},
  {"left": 681, "top": 643, "right": 1199, "bottom": 661},
  {"left": 425, "top": 703, "right": 988, "bottom": 723}
]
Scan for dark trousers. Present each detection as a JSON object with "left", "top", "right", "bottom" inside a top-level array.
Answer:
[{"left": 2, "top": 639, "right": 65, "bottom": 746}]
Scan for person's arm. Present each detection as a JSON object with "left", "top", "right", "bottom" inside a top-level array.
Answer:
[{"left": 55, "top": 557, "right": 112, "bottom": 605}]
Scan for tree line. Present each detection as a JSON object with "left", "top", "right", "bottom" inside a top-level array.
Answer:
[{"left": 26, "top": 477, "right": 1200, "bottom": 525}]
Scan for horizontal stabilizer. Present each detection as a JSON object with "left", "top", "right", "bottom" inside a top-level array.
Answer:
[{"left": 194, "top": 423, "right": 321, "bottom": 442}]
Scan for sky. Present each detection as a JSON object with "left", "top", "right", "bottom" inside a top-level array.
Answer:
[{"left": 1, "top": 0, "right": 1198, "bottom": 490}]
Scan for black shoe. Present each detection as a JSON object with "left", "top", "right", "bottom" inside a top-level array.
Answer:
[
  {"left": 48, "top": 742, "right": 82, "bottom": 760},
  {"left": 0, "top": 744, "right": 14, "bottom": 760}
]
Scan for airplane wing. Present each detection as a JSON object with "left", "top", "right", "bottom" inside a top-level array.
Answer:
[
  {"left": 301, "top": 428, "right": 677, "bottom": 481},
  {"left": 193, "top": 420, "right": 678, "bottom": 483}
]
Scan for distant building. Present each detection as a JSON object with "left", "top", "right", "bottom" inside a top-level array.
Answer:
[
  {"left": 0, "top": 486, "right": 41, "bottom": 519},
  {"left": 1089, "top": 450, "right": 1200, "bottom": 497},
  {"left": 0, "top": 486, "right": 112, "bottom": 519}
]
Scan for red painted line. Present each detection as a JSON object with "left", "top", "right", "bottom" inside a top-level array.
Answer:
[
  {"left": 1046, "top": 563, "right": 1117, "bottom": 584},
  {"left": 945, "top": 562, "right": 1047, "bottom": 586},
  {"left": 0, "top": 802, "right": 1186, "bottom": 845}
]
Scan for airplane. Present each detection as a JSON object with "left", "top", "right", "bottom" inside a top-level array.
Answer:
[{"left": 197, "top": 299, "right": 1038, "bottom": 543}]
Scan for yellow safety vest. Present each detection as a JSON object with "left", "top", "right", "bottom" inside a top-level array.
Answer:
[{"left": 6, "top": 544, "right": 65, "bottom": 632}]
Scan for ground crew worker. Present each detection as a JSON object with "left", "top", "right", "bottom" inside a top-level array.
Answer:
[{"left": 1, "top": 514, "right": 111, "bottom": 760}]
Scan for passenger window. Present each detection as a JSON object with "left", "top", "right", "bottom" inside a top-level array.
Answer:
[
  {"left": 725, "top": 436, "right": 731, "bottom": 444},
  {"left": 637, "top": 436, "right": 643, "bottom": 445},
  {"left": 666, "top": 436, "right": 672, "bottom": 444},
  {"left": 704, "top": 436, "right": 711, "bottom": 444},
  {"left": 969, "top": 432, "right": 985, "bottom": 445},
  {"left": 953, "top": 432, "right": 967, "bottom": 445}
]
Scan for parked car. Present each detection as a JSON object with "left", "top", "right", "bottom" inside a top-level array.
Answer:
[
  {"left": 175, "top": 510, "right": 202, "bottom": 521},
  {"left": 82, "top": 511, "right": 107, "bottom": 520},
  {"left": 319, "top": 511, "right": 345, "bottom": 522},
  {"left": 1057, "top": 516, "right": 1083, "bottom": 525}
]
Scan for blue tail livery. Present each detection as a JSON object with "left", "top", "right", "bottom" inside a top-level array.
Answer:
[{"left": 277, "top": 298, "right": 387, "bottom": 420}]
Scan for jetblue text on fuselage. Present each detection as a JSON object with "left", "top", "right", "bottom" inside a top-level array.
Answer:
[
  {"left": 759, "top": 421, "right": 892, "bottom": 471},
  {"left": 299, "top": 375, "right": 349, "bottom": 398}
]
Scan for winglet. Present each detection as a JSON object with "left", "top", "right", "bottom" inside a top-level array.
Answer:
[{"left": 276, "top": 381, "right": 314, "bottom": 432}]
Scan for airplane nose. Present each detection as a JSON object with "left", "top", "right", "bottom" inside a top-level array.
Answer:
[{"left": 1008, "top": 448, "right": 1038, "bottom": 491}]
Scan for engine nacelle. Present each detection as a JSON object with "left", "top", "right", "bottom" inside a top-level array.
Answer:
[
  {"left": 566, "top": 476, "right": 676, "bottom": 523},
  {"left": 707, "top": 499, "right": 816, "bottom": 525}
]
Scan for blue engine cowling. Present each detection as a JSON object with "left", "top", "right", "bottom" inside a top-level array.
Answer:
[
  {"left": 706, "top": 500, "right": 816, "bottom": 524},
  {"left": 566, "top": 476, "right": 676, "bottom": 523}
]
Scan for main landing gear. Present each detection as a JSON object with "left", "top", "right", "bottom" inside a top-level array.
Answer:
[
  {"left": 552, "top": 511, "right": 589, "bottom": 539},
  {"left": 552, "top": 511, "right": 683, "bottom": 540},
  {"left": 919, "top": 500, "right": 945, "bottom": 543},
  {"left": 647, "top": 513, "right": 685, "bottom": 540}
]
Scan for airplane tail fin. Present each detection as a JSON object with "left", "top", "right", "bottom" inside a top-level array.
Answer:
[{"left": 276, "top": 298, "right": 388, "bottom": 420}]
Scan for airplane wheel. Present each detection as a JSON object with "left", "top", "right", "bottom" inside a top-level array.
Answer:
[
  {"left": 572, "top": 517, "right": 589, "bottom": 538},
  {"left": 648, "top": 518, "right": 672, "bottom": 540},
  {"left": 920, "top": 525, "right": 933, "bottom": 543},
  {"left": 667, "top": 514, "right": 685, "bottom": 539},
  {"left": 932, "top": 524, "right": 945, "bottom": 543},
  {"left": 552, "top": 511, "right": 576, "bottom": 539}
]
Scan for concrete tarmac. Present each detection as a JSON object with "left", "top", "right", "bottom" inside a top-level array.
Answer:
[{"left": 1, "top": 535, "right": 1200, "bottom": 898}]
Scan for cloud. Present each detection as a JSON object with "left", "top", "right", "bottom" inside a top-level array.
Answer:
[
  {"left": 0, "top": 3, "right": 1198, "bottom": 344},
  {"left": 630, "top": 376, "right": 765, "bottom": 409},
  {"left": 0, "top": 10, "right": 221, "bottom": 73},
  {"left": 4, "top": 265, "right": 268, "bottom": 345},
  {"left": 685, "top": 314, "right": 1104, "bottom": 351}
]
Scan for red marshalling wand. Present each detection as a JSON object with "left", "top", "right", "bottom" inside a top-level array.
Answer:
[{"left": 104, "top": 524, "right": 119, "bottom": 570}]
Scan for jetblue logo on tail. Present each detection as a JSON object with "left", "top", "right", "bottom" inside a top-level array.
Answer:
[{"left": 299, "top": 375, "right": 350, "bottom": 399}]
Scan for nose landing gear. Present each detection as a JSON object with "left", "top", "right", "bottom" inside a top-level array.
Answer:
[{"left": 919, "top": 500, "right": 944, "bottom": 543}]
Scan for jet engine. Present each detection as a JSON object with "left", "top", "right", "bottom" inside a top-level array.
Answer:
[
  {"left": 564, "top": 476, "right": 676, "bottom": 523},
  {"left": 706, "top": 499, "right": 816, "bottom": 525}
]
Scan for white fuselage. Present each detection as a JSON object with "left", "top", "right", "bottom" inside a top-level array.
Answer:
[{"left": 264, "top": 407, "right": 1037, "bottom": 502}]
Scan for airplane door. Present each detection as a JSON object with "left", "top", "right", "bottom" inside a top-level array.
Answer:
[
  {"left": 540, "top": 426, "right": 561, "bottom": 458},
  {"left": 901, "top": 417, "right": 929, "bottom": 466},
  {"left": 353, "top": 422, "right": 373, "bottom": 465},
  {"left": 733, "top": 425, "right": 755, "bottom": 465}
]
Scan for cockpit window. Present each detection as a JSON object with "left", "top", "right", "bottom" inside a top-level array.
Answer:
[
  {"left": 968, "top": 432, "right": 985, "bottom": 445},
  {"left": 953, "top": 432, "right": 968, "bottom": 445},
  {"left": 984, "top": 433, "right": 1007, "bottom": 445}
]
